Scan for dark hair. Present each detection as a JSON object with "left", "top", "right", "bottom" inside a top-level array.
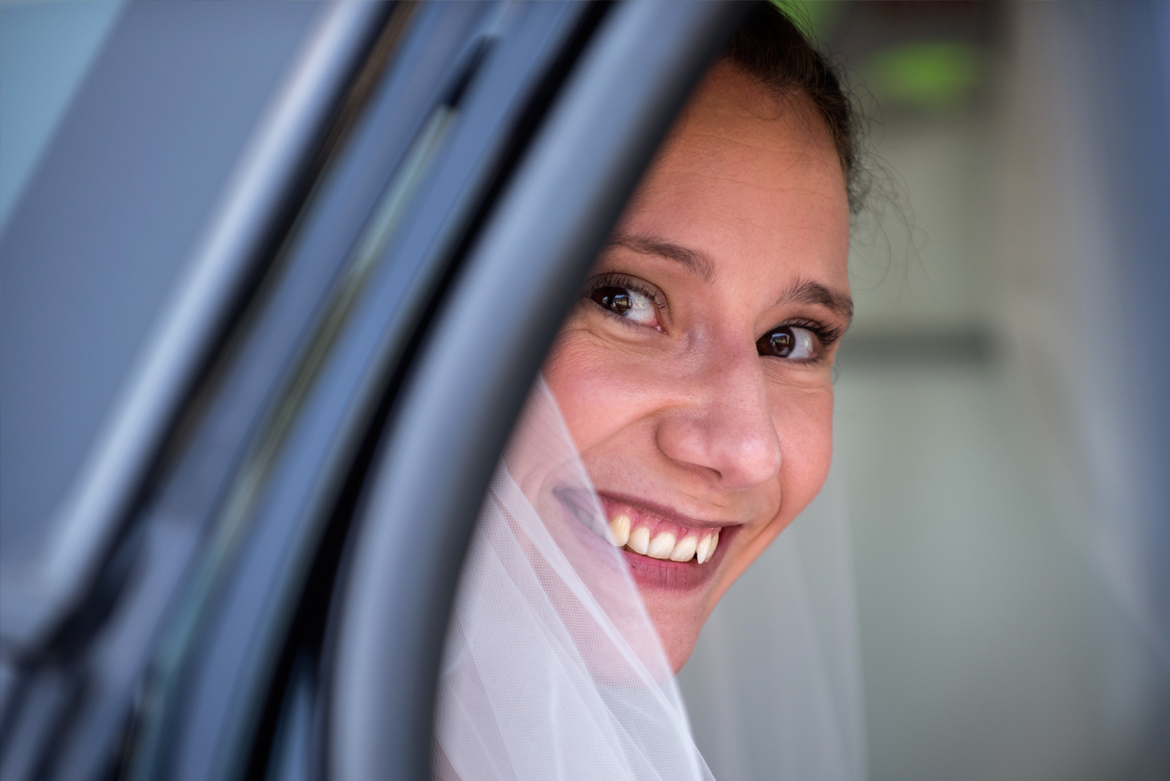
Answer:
[{"left": 721, "top": 2, "right": 864, "bottom": 213}]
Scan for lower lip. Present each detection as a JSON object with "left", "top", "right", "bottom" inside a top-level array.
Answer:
[
  {"left": 551, "top": 488, "right": 738, "bottom": 593},
  {"left": 620, "top": 525, "right": 737, "bottom": 593}
]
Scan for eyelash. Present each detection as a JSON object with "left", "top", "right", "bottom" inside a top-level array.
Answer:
[
  {"left": 584, "top": 274, "right": 842, "bottom": 361},
  {"left": 585, "top": 273, "right": 668, "bottom": 318},
  {"left": 778, "top": 318, "right": 842, "bottom": 348},
  {"left": 760, "top": 318, "right": 842, "bottom": 364}
]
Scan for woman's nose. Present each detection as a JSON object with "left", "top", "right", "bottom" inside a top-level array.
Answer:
[{"left": 654, "top": 351, "right": 782, "bottom": 491}]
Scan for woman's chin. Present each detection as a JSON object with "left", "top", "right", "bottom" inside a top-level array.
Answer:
[
  {"left": 639, "top": 592, "right": 707, "bottom": 673},
  {"left": 624, "top": 530, "right": 741, "bottom": 672}
]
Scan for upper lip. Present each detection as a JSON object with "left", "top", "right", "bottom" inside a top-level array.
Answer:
[{"left": 596, "top": 491, "right": 741, "bottom": 530}]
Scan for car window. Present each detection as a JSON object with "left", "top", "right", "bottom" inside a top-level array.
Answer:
[
  {"left": 0, "top": 0, "right": 123, "bottom": 230},
  {"left": 0, "top": 2, "right": 321, "bottom": 564}
]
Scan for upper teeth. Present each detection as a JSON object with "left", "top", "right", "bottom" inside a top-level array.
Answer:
[
  {"left": 670, "top": 534, "right": 698, "bottom": 562},
  {"left": 607, "top": 515, "right": 719, "bottom": 564},
  {"left": 609, "top": 514, "right": 631, "bottom": 547}
]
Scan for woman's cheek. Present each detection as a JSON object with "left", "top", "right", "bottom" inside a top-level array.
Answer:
[
  {"left": 773, "top": 386, "right": 835, "bottom": 517},
  {"left": 542, "top": 330, "right": 636, "bottom": 453}
]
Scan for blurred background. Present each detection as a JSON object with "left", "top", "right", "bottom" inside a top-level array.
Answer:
[
  {"left": 682, "top": 2, "right": 1170, "bottom": 780},
  {"left": 3, "top": 2, "right": 1168, "bottom": 780}
]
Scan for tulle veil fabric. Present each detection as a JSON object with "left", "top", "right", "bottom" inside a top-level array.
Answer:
[
  {"left": 435, "top": 379, "right": 710, "bottom": 780},
  {"left": 677, "top": 464, "right": 868, "bottom": 780},
  {"left": 435, "top": 378, "right": 867, "bottom": 780}
]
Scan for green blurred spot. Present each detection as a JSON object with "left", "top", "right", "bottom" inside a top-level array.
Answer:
[
  {"left": 865, "top": 42, "right": 984, "bottom": 111},
  {"left": 772, "top": 0, "right": 843, "bottom": 42}
]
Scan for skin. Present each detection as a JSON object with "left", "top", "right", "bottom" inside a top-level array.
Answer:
[{"left": 542, "top": 61, "right": 853, "bottom": 671}]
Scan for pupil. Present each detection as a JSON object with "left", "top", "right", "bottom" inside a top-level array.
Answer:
[
  {"left": 758, "top": 328, "right": 794, "bottom": 357},
  {"left": 592, "top": 286, "right": 632, "bottom": 315}
]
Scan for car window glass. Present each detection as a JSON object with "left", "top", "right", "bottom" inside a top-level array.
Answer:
[
  {"left": 0, "top": 0, "right": 123, "bottom": 231},
  {"left": 0, "top": 2, "right": 320, "bottom": 564}
]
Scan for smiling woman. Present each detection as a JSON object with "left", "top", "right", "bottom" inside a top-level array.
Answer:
[
  {"left": 435, "top": 3, "right": 863, "bottom": 779},
  {"left": 544, "top": 57, "right": 854, "bottom": 669},
  {"left": 4, "top": 0, "right": 1164, "bottom": 778}
]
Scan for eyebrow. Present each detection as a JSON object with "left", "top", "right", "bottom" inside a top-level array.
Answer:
[
  {"left": 776, "top": 278, "right": 854, "bottom": 325},
  {"left": 607, "top": 232, "right": 854, "bottom": 326},
  {"left": 606, "top": 232, "right": 715, "bottom": 283}
]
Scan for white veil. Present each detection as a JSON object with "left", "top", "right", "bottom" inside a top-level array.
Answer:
[
  {"left": 435, "top": 378, "right": 866, "bottom": 781},
  {"left": 677, "top": 464, "right": 868, "bottom": 781},
  {"left": 435, "top": 378, "right": 711, "bottom": 780}
]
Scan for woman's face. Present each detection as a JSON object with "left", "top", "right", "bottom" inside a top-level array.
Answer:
[{"left": 543, "top": 62, "right": 852, "bottom": 671}]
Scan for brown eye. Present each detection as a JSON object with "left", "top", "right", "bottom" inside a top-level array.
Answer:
[
  {"left": 757, "top": 327, "right": 794, "bottom": 357},
  {"left": 591, "top": 285, "right": 632, "bottom": 315},
  {"left": 757, "top": 326, "right": 816, "bottom": 359},
  {"left": 587, "top": 281, "right": 660, "bottom": 328}
]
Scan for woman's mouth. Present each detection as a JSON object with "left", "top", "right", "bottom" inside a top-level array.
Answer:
[
  {"left": 606, "top": 511, "right": 721, "bottom": 563},
  {"left": 598, "top": 494, "right": 739, "bottom": 590}
]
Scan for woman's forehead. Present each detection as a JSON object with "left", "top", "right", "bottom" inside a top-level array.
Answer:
[
  {"left": 667, "top": 62, "right": 843, "bottom": 176},
  {"left": 619, "top": 64, "right": 850, "bottom": 280},
  {"left": 617, "top": 145, "right": 849, "bottom": 294}
]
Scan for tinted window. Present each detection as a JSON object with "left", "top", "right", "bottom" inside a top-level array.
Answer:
[{"left": 0, "top": 2, "right": 320, "bottom": 561}]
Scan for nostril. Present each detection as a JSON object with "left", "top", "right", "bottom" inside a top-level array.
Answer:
[{"left": 655, "top": 404, "right": 781, "bottom": 490}]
